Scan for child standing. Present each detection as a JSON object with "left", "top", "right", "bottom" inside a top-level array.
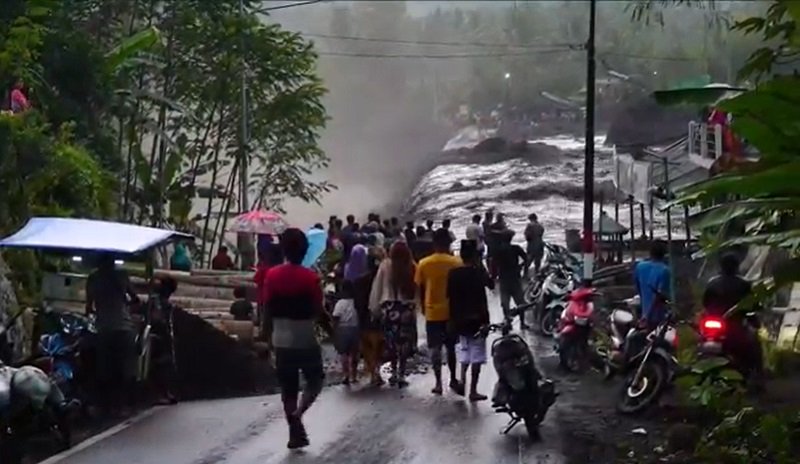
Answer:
[{"left": 332, "top": 281, "right": 360, "bottom": 385}]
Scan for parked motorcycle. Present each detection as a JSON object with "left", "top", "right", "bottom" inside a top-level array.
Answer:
[
  {"left": 1, "top": 322, "right": 72, "bottom": 464},
  {"left": 538, "top": 270, "right": 578, "bottom": 337},
  {"left": 32, "top": 311, "right": 97, "bottom": 408},
  {"left": 601, "top": 292, "right": 679, "bottom": 414},
  {"left": 696, "top": 309, "right": 762, "bottom": 380},
  {"left": 555, "top": 287, "right": 598, "bottom": 372},
  {"left": 484, "top": 303, "right": 558, "bottom": 439},
  {"left": 524, "top": 243, "right": 580, "bottom": 304}
]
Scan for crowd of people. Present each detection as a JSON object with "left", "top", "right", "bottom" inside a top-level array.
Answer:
[{"left": 249, "top": 210, "right": 546, "bottom": 449}]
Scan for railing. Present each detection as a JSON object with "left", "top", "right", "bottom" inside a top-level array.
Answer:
[{"left": 687, "top": 121, "right": 723, "bottom": 168}]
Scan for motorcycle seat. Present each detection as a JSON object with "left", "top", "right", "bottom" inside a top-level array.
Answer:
[{"left": 612, "top": 309, "right": 634, "bottom": 325}]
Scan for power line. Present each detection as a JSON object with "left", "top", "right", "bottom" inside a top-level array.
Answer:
[
  {"left": 253, "top": 0, "right": 324, "bottom": 13},
  {"left": 299, "top": 31, "right": 582, "bottom": 50},
  {"left": 316, "top": 48, "right": 582, "bottom": 59},
  {"left": 599, "top": 51, "right": 702, "bottom": 62}
]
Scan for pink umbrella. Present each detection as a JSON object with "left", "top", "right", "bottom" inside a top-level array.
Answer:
[{"left": 227, "top": 210, "right": 289, "bottom": 235}]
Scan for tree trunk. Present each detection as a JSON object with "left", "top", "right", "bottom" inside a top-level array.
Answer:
[
  {"left": 213, "top": 157, "right": 239, "bottom": 252},
  {"left": 200, "top": 113, "right": 227, "bottom": 267}
]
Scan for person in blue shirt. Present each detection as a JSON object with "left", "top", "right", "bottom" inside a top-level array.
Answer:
[{"left": 634, "top": 241, "right": 671, "bottom": 327}]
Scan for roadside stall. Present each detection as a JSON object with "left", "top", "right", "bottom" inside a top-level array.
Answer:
[{"left": 0, "top": 217, "right": 194, "bottom": 384}]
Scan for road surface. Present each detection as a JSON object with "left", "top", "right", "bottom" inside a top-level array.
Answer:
[{"left": 40, "top": 299, "right": 600, "bottom": 464}]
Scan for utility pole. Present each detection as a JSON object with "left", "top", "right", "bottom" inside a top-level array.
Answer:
[
  {"left": 238, "top": 0, "right": 254, "bottom": 268},
  {"left": 239, "top": 0, "right": 249, "bottom": 215},
  {"left": 582, "top": 0, "right": 597, "bottom": 284}
]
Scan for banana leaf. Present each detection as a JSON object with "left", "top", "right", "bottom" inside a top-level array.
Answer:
[
  {"left": 676, "top": 160, "right": 800, "bottom": 205},
  {"left": 690, "top": 198, "right": 800, "bottom": 231},
  {"left": 105, "top": 26, "right": 161, "bottom": 73}
]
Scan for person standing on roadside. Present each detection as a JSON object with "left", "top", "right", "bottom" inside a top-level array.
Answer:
[
  {"left": 85, "top": 253, "right": 139, "bottom": 416},
  {"left": 332, "top": 281, "right": 360, "bottom": 385},
  {"left": 425, "top": 219, "right": 435, "bottom": 236},
  {"left": 465, "top": 214, "right": 485, "bottom": 258},
  {"left": 493, "top": 230, "right": 530, "bottom": 329},
  {"left": 342, "top": 215, "right": 356, "bottom": 236},
  {"left": 524, "top": 213, "right": 545, "bottom": 274},
  {"left": 264, "top": 229, "right": 325, "bottom": 449},
  {"left": 634, "top": 241, "right": 671, "bottom": 328},
  {"left": 404, "top": 221, "right": 417, "bottom": 245},
  {"left": 441, "top": 218, "right": 457, "bottom": 244},
  {"left": 448, "top": 240, "right": 493, "bottom": 401},
  {"left": 370, "top": 241, "right": 418, "bottom": 387},
  {"left": 347, "top": 244, "right": 384, "bottom": 386},
  {"left": 482, "top": 210, "right": 494, "bottom": 239},
  {"left": 415, "top": 229, "right": 464, "bottom": 395}
]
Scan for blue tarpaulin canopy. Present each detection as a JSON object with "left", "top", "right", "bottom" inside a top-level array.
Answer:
[{"left": 0, "top": 217, "right": 194, "bottom": 255}]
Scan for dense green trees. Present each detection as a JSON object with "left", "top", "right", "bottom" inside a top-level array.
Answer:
[
  {"left": 670, "top": 0, "right": 800, "bottom": 306},
  {"left": 0, "top": 0, "right": 330, "bottom": 265}
]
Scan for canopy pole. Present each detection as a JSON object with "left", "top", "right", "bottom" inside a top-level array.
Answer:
[
  {"left": 639, "top": 203, "right": 646, "bottom": 240},
  {"left": 629, "top": 196, "right": 636, "bottom": 261},
  {"left": 663, "top": 157, "right": 676, "bottom": 304},
  {"left": 684, "top": 205, "right": 691, "bottom": 242}
]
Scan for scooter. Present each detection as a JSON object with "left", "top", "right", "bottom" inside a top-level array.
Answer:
[
  {"left": 538, "top": 270, "right": 578, "bottom": 337},
  {"left": 1, "top": 321, "right": 72, "bottom": 464},
  {"left": 601, "top": 292, "right": 679, "bottom": 414},
  {"left": 555, "top": 287, "right": 597, "bottom": 372},
  {"left": 484, "top": 303, "right": 558, "bottom": 440},
  {"left": 32, "top": 311, "right": 97, "bottom": 407}
]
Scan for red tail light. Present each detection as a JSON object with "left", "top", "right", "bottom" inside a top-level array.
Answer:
[{"left": 700, "top": 316, "right": 725, "bottom": 339}]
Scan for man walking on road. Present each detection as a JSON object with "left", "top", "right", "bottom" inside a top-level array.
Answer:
[
  {"left": 524, "top": 214, "right": 545, "bottom": 274},
  {"left": 493, "top": 230, "right": 530, "bottom": 329},
  {"left": 264, "top": 228, "right": 325, "bottom": 449},
  {"left": 448, "top": 240, "right": 493, "bottom": 401},
  {"left": 416, "top": 229, "right": 464, "bottom": 395}
]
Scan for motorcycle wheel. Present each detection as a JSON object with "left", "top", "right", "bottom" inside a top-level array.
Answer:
[
  {"left": 523, "top": 413, "right": 542, "bottom": 440},
  {"left": 525, "top": 282, "right": 542, "bottom": 304},
  {"left": 616, "top": 359, "right": 667, "bottom": 415},
  {"left": 539, "top": 310, "right": 558, "bottom": 338}
]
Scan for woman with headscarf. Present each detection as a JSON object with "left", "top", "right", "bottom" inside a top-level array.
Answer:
[
  {"left": 369, "top": 241, "right": 417, "bottom": 387},
  {"left": 346, "top": 244, "right": 384, "bottom": 386}
]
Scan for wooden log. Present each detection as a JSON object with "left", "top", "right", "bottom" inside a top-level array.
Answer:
[
  {"left": 190, "top": 269, "right": 251, "bottom": 277},
  {"left": 129, "top": 269, "right": 255, "bottom": 289},
  {"left": 129, "top": 277, "right": 235, "bottom": 300}
]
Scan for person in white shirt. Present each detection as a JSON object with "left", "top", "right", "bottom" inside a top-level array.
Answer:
[
  {"left": 465, "top": 214, "right": 485, "bottom": 257},
  {"left": 332, "top": 281, "right": 360, "bottom": 385}
]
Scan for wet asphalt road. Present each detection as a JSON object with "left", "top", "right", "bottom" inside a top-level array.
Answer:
[{"left": 43, "top": 298, "right": 580, "bottom": 464}]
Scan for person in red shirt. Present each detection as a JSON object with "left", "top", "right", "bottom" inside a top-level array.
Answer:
[
  {"left": 254, "top": 244, "right": 283, "bottom": 343},
  {"left": 263, "top": 228, "right": 324, "bottom": 449},
  {"left": 10, "top": 79, "right": 30, "bottom": 113},
  {"left": 211, "top": 246, "right": 235, "bottom": 270}
]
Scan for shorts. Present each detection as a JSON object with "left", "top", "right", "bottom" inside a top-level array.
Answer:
[
  {"left": 274, "top": 347, "right": 325, "bottom": 397},
  {"left": 457, "top": 335, "right": 488, "bottom": 364},
  {"left": 334, "top": 325, "right": 360, "bottom": 354},
  {"left": 426, "top": 321, "right": 456, "bottom": 350}
]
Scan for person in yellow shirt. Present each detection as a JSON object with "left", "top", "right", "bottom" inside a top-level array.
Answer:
[{"left": 415, "top": 229, "right": 464, "bottom": 395}]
